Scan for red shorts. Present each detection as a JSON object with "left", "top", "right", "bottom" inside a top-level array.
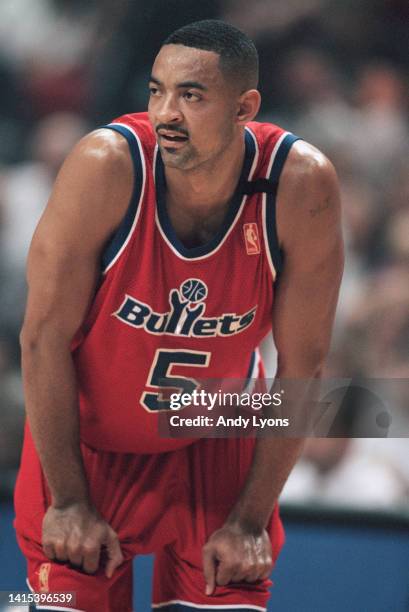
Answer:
[{"left": 14, "top": 426, "right": 284, "bottom": 612}]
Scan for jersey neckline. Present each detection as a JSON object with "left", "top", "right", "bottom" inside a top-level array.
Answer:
[{"left": 154, "top": 128, "right": 257, "bottom": 259}]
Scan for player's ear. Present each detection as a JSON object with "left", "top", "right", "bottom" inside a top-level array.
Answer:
[{"left": 236, "top": 89, "right": 261, "bottom": 125}]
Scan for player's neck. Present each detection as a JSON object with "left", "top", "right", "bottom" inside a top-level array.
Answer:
[{"left": 164, "top": 136, "right": 245, "bottom": 214}]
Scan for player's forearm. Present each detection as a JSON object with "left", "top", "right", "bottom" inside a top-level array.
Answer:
[
  {"left": 227, "top": 365, "right": 322, "bottom": 532},
  {"left": 226, "top": 436, "right": 304, "bottom": 532},
  {"left": 21, "top": 328, "right": 90, "bottom": 508}
]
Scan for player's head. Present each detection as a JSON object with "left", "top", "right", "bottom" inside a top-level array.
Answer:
[
  {"left": 148, "top": 20, "right": 261, "bottom": 170},
  {"left": 164, "top": 20, "right": 259, "bottom": 92}
]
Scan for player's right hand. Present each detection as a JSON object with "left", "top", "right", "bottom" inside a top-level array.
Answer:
[{"left": 42, "top": 501, "right": 123, "bottom": 578}]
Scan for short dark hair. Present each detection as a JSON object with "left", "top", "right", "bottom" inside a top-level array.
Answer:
[{"left": 163, "top": 20, "right": 259, "bottom": 91}]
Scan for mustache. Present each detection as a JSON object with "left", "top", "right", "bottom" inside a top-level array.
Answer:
[{"left": 156, "top": 124, "right": 189, "bottom": 137}]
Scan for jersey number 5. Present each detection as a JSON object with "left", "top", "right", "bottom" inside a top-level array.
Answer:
[{"left": 141, "top": 348, "right": 211, "bottom": 412}]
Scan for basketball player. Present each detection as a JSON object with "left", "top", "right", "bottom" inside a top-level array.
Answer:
[{"left": 15, "top": 20, "right": 343, "bottom": 612}]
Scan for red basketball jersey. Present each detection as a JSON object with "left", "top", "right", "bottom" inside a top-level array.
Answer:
[{"left": 73, "top": 112, "right": 299, "bottom": 453}]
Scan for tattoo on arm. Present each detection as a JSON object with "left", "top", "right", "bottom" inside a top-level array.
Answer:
[{"left": 309, "top": 197, "right": 331, "bottom": 218}]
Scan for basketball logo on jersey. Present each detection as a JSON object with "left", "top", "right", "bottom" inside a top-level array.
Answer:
[
  {"left": 114, "top": 278, "right": 257, "bottom": 338},
  {"left": 243, "top": 223, "right": 260, "bottom": 255},
  {"left": 180, "top": 278, "right": 208, "bottom": 302}
]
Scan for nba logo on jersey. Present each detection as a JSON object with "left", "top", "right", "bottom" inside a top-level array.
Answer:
[
  {"left": 38, "top": 562, "right": 51, "bottom": 592},
  {"left": 243, "top": 223, "right": 260, "bottom": 255}
]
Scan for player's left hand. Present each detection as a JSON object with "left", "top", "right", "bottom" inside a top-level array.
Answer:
[{"left": 202, "top": 521, "right": 273, "bottom": 595}]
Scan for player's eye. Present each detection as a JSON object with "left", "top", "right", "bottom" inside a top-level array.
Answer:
[
  {"left": 183, "top": 91, "right": 201, "bottom": 102},
  {"left": 149, "top": 86, "right": 160, "bottom": 96}
]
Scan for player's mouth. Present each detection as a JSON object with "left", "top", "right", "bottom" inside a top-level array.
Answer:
[{"left": 157, "top": 129, "right": 189, "bottom": 148}]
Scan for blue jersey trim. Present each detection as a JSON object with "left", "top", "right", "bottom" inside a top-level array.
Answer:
[
  {"left": 100, "top": 123, "right": 144, "bottom": 271},
  {"left": 246, "top": 350, "right": 256, "bottom": 379},
  {"left": 266, "top": 134, "right": 301, "bottom": 276},
  {"left": 155, "top": 129, "right": 256, "bottom": 259},
  {"left": 242, "top": 350, "right": 257, "bottom": 391}
]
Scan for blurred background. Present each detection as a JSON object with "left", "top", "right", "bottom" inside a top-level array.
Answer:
[{"left": 0, "top": 1, "right": 408, "bottom": 611}]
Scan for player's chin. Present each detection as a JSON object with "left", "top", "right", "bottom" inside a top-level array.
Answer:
[
  {"left": 161, "top": 149, "right": 194, "bottom": 169},
  {"left": 162, "top": 146, "right": 180, "bottom": 155}
]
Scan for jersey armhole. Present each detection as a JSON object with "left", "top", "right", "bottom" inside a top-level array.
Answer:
[
  {"left": 100, "top": 123, "right": 146, "bottom": 273},
  {"left": 262, "top": 133, "right": 301, "bottom": 280}
]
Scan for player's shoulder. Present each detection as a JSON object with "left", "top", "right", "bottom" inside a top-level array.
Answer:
[
  {"left": 247, "top": 118, "right": 335, "bottom": 183},
  {"left": 248, "top": 122, "right": 337, "bottom": 189},
  {"left": 248, "top": 119, "right": 339, "bottom": 214},
  {"left": 56, "top": 128, "right": 132, "bottom": 193},
  {"left": 282, "top": 139, "right": 338, "bottom": 196},
  {"left": 60, "top": 112, "right": 155, "bottom": 183}
]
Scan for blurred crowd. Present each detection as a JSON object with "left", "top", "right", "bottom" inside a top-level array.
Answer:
[{"left": 0, "top": 0, "right": 408, "bottom": 507}]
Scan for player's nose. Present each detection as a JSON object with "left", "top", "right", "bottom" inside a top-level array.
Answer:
[{"left": 156, "top": 94, "right": 183, "bottom": 124}]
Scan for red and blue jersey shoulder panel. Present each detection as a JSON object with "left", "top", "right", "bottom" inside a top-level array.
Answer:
[
  {"left": 246, "top": 121, "right": 286, "bottom": 173},
  {"left": 246, "top": 121, "right": 301, "bottom": 276},
  {"left": 246, "top": 120, "right": 300, "bottom": 178},
  {"left": 111, "top": 111, "right": 156, "bottom": 161},
  {"left": 99, "top": 113, "right": 155, "bottom": 272}
]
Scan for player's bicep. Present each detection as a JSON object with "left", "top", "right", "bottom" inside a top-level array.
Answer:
[
  {"left": 273, "top": 144, "right": 344, "bottom": 376},
  {"left": 23, "top": 130, "right": 133, "bottom": 343},
  {"left": 25, "top": 223, "right": 101, "bottom": 344}
]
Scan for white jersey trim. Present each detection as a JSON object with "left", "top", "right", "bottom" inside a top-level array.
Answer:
[
  {"left": 261, "top": 131, "right": 289, "bottom": 280},
  {"left": 242, "top": 348, "right": 262, "bottom": 394},
  {"left": 152, "top": 599, "right": 266, "bottom": 611}
]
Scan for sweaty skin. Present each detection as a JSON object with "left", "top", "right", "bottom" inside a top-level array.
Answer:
[{"left": 20, "top": 44, "right": 343, "bottom": 588}]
